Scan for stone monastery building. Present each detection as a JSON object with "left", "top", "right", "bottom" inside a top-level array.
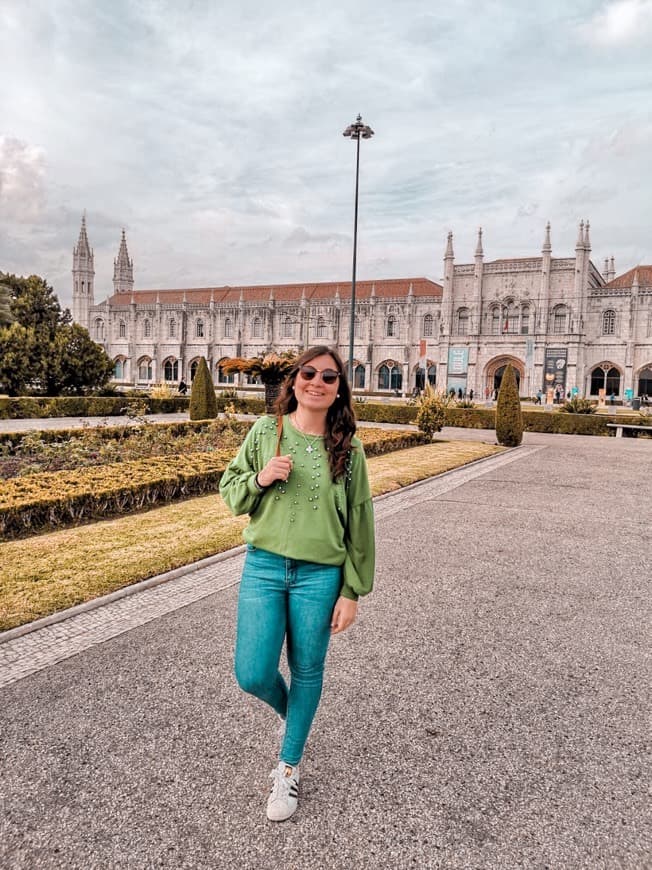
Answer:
[{"left": 72, "top": 216, "right": 652, "bottom": 400}]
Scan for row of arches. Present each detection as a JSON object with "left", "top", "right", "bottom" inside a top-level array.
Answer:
[{"left": 114, "top": 353, "right": 652, "bottom": 398}]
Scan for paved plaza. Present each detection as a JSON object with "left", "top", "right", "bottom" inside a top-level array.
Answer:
[{"left": 1, "top": 430, "right": 650, "bottom": 868}]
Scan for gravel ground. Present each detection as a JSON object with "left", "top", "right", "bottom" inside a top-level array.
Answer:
[{"left": 1, "top": 432, "right": 650, "bottom": 869}]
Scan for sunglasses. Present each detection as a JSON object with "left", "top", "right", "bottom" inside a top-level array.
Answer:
[{"left": 298, "top": 365, "right": 341, "bottom": 385}]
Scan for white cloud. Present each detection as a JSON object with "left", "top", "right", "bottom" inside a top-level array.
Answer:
[
  {"left": 0, "top": 137, "right": 47, "bottom": 223},
  {"left": 583, "top": 0, "right": 652, "bottom": 45}
]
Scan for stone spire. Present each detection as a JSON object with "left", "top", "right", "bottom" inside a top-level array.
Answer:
[
  {"left": 608, "top": 256, "right": 616, "bottom": 282},
  {"left": 474, "top": 227, "right": 484, "bottom": 258},
  {"left": 632, "top": 268, "right": 640, "bottom": 292},
  {"left": 72, "top": 213, "right": 95, "bottom": 328},
  {"left": 113, "top": 229, "right": 134, "bottom": 295},
  {"left": 575, "top": 220, "right": 585, "bottom": 250},
  {"left": 542, "top": 221, "right": 552, "bottom": 253},
  {"left": 583, "top": 220, "right": 591, "bottom": 251},
  {"left": 445, "top": 231, "right": 454, "bottom": 260},
  {"left": 603, "top": 258, "right": 610, "bottom": 280}
]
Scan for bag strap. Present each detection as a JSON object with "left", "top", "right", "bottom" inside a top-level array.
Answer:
[{"left": 275, "top": 415, "right": 284, "bottom": 456}]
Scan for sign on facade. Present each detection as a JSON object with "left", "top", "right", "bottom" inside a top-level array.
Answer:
[
  {"left": 447, "top": 347, "right": 469, "bottom": 393},
  {"left": 543, "top": 347, "right": 567, "bottom": 393}
]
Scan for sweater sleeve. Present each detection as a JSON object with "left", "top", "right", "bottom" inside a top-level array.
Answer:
[
  {"left": 219, "top": 420, "right": 267, "bottom": 516},
  {"left": 340, "top": 443, "right": 375, "bottom": 601}
]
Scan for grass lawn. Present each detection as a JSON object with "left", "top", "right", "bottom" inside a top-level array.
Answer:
[{"left": 0, "top": 439, "right": 503, "bottom": 631}]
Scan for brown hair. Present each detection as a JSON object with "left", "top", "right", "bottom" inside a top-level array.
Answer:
[{"left": 275, "top": 345, "right": 356, "bottom": 481}]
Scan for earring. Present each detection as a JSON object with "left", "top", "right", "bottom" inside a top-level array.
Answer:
[{"left": 336, "top": 393, "right": 340, "bottom": 398}]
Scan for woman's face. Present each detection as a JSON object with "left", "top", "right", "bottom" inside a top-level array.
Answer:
[{"left": 293, "top": 353, "right": 341, "bottom": 415}]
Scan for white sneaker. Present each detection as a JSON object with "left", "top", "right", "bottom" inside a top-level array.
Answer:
[{"left": 266, "top": 762, "right": 300, "bottom": 822}]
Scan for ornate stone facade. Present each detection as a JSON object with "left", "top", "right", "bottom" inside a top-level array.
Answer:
[{"left": 73, "top": 218, "right": 652, "bottom": 399}]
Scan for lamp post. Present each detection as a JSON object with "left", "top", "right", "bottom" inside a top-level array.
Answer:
[{"left": 343, "top": 113, "right": 374, "bottom": 385}]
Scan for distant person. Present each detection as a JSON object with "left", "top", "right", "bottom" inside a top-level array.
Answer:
[
  {"left": 457, "top": 388, "right": 463, "bottom": 400},
  {"left": 610, "top": 391, "right": 616, "bottom": 406},
  {"left": 536, "top": 390, "right": 542, "bottom": 405},
  {"left": 178, "top": 380, "right": 188, "bottom": 395},
  {"left": 468, "top": 389, "right": 474, "bottom": 402}
]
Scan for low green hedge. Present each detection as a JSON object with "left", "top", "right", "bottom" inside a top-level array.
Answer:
[
  {"left": 0, "top": 427, "right": 428, "bottom": 538},
  {"left": 0, "top": 395, "right": 192, "bottom": 419}
]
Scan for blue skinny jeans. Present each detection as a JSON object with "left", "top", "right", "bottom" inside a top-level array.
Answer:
[{"left": 234, "top": 545, "right": 342, "bottom": 766}]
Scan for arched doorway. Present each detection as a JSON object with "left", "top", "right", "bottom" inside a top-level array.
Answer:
[
  {"left": 590, "top": 364, "right": 621, "bottom": 397},
  {"left": 637, "top": 366, "right": 652, "bottom": 397},
  {"left": 484, "top": 356, "right": 524, "bottom": 398}
]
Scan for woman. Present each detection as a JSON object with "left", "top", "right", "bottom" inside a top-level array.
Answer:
[{"left": 219, "top": 346, "right": 375, "bottom": 822}]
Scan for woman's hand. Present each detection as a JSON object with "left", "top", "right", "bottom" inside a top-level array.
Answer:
[
  {"left": 330, "top": 596, "right": 358, "bottom": 634},
  {"left": 257, "top": 454, "right": 293, "bottom": 488}
]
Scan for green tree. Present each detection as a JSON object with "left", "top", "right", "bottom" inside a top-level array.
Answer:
[
  {"left": 50, "top": 323, "right": 114, "bottom": 395},
  {"left": 189, "top": 357, "right": 218, "bottom": 420},
  {"left": 0, "top": 323, "right": 38, "bottom": 395},
  {"left": 0, "top": 283, "right": 13, "bottom": 327},
  {"left": 0, "top": 271, "right": 109, "bottom": 396},
  {"left": 0, "top": 272, "right": 68, "bottom": 337},
  {"left": 495, "top": 364, "right": 523, "bottom": 446}
]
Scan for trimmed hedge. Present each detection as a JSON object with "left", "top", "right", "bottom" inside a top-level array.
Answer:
[
  {"left": 0, "top": 427, "right": 429, "bottom": 538},
  {"left": 0, "top": 395, "right": 191, "bottom": 419}
]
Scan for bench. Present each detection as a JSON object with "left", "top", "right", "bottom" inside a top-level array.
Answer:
[{"left": 607, "top": 423, "right": 652, "bottom": 438}]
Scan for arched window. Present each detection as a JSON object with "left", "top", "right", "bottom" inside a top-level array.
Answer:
[
  {"left": 224, "top": 318, "right": 233, "bottom": 338},
  {"left": 316, "top": 316, "right": 327, "bottom": 339},
  {"left": 118, "top": 320, "right": 126, "bottom": 338},
  {"left": 217, "top": 362, "right": 235, "bottom": 384},
  {"left": 164, "top": 359, "right": 179, "bottom": 381},
  {"left": 553, "top": 306, "right": 567, "bottom": 334},
  {"left": 252, "top": 317, "right": 262, "bottom": 338},
  {"left": 283, "top": 317, "right": 293, "bottom": 338},
  {"left": 423, "top": 314, "right": 433, "bottom": 337},
  {"left": 93, "top": 318, "right": 105, "bottom": 341},
  {"left": 521, "top": 305, "right": 530, "bottom": 335},
  {"left": 491, "top": 307, "right": 501, "bottom": 335},
  {"left": 456, "top": 308, "right": 469, "bottom": 335},
  {"left": 143, "top": 318, "right": 151, "bottom": 338},
  {"left": 169, "top": 318, "right": 177, "bottom": 339},
  {"left": 602, "top": 310, "right": 616, "bottom": 335},
  {"left": 354, "top": 315, "right": 364, "bottom": 339},
  {"left": 386, "top": 315, "right": 398, "bottom": 337},
  {"left": 354, "top": 364, "right": 365, "bottom": 388},
  {"left": 504, "top": 302, "right": 518, "bottom": 334},
  {"left": 590, "top": 365, "right": 621, "bottom": 396},
  {"left": 190, "top": 360, "right": 199, "bottom": 381},
  {"left": 428, "top": 364, "right": 436, "bottom": 386},
  {"left": 138, "top": 357, "right": 152, "bottom": 381},
  {"left": 246, "top": 372, "right": 262, "bottom": 384},
  {"left": 196, "top": 319, "right": 204, "bottom": 338},
  {"left": 377, "top": 361, "right": 402, "bottom": 391},
  {"left": 113, "top": 358, "right": 125, "bottom": 379}
]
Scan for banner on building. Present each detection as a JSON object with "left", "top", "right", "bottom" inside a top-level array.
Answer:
[
  {"left": 419, "top": 340, "right": 427, "bottom": 371},
  {"left": 447, "top": 347, "right": 469, "bottom": 393},
  {"left": 543, "top": 347, "right": 567, "bottom": 393}
]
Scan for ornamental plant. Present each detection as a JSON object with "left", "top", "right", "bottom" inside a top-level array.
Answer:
[
  {"left": 415, "top": 384, "right": 451, "bottom": 438},
  {"left": 220, "top": 351, "right": 298, "bottom": 413},
  {"left": 495, "top": 364, "right": 523, "bottom": 446},
  {"left": 189, "top": 357, "right": 218, "bottom": 420},
  {"left": 220, "top": 351, "right": 297, "bottom": 384},
  {"left": 558, "top": 397, "right": 596, "bottom": 414}
]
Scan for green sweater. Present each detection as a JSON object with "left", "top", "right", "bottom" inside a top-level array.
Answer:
[{"left": 219, "top": 415, "right": 375, "bottom": 601}]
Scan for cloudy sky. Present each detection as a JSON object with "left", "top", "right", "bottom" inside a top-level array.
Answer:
[{"left": 1, "top": 0, "right": 651, "bottom": 310}]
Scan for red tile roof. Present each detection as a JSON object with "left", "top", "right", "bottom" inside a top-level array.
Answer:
[
  {"left": 603, "top": 266, "right": 652, "bottom": 289},
  {"left": 106, "top": 277, "right": 442, "bottom": 306}
]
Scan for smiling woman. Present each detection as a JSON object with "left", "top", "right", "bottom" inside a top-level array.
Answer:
[{"left": 218, "top": 344, "right": 375, "bottom": 823}]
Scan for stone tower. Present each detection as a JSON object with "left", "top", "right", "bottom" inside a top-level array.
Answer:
[
  {"left": 72, "top": 214, "right": 94, "bottom": 328},
  {"left": 113, "top": 229, "right": 134, "bottom": 295}
]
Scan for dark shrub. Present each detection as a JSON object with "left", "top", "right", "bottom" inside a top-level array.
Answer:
[
  {"left": 495, "top": 364, "right": 523, "bottom": 447},
  {"left": 189, "top": 358, "right": 218, "bottom": 421}
]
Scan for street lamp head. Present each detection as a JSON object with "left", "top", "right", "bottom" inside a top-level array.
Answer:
[{"left": 343, "top": 113, "right": 374, "bottom": 140}]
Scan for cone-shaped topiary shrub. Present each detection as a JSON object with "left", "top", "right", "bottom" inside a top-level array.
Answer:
[
  {"left": 189, "top": 357, "right": 218, "bottom": 420},
  {"left": 495, "top": 364, "right": 523, "bottom": 446}
]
